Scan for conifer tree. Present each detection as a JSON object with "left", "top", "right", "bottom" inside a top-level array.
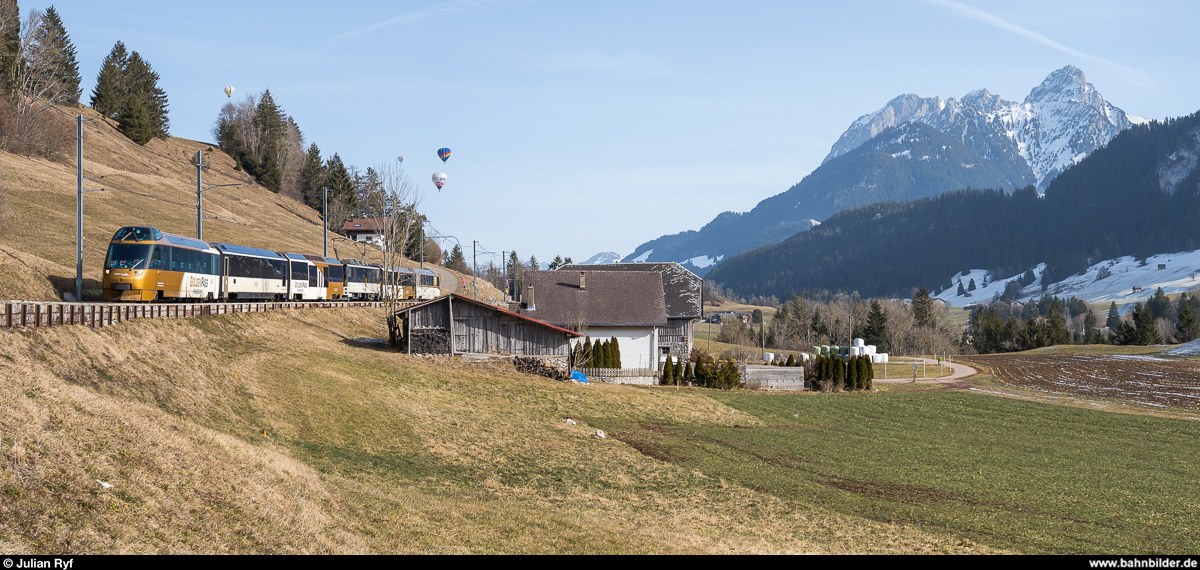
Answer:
[
  {"left": 299, "top": 143, "right": 325, "bottom": 210},
  {"left": 117, "top": 95, "right": 153, "bottom": 145},
  {"left": 581, "top": 335, "right": 592, "bottom": 368},
  {"left": 90, "top": 41, "right": 127, "bottom": 118},
  {"left": 864, "top": 299, "right": 889, "bottom": 351},
  {"left": 1174, "top": 304, "right": 1199, "bottom": 344},
  {"left": 662, "top": 356, "right": 674, "bottom": 385},
  {"left": 968, "top": 278, "right": 977, "bottom": 292},
  {"left": 0, "top": 0, "right": 19, "bottom": 98},
  {"left": 957, "top": 282, "right": 966, "bottom": 296},
  {"left": 324, "top": 153, "right": 355, "bottom": 210},
  {"left": 124, "top": 51, "right": 168, "bottom": 137},
  {"left": 682, "top": 360, "right": 692, "bottom": 384},
  {"left": 912, "top": 286, "right": 934, "bottom": 328},
  {"left": 847, "top": 356, "right": 859, "bottom": 390},
  {"left": 38, "top": 7, "right": 80, "bottom": 105},
  {"left": 610, "top": 336, "right": 621, "bottom": 368},
  {"left": 1132, "top": 303, "right": 1161, "bottom": 345},
  {"left": 694, "top": 357, "right": 708, "bottom": 386},
  {"left": 1046, "top": 301, "right": 1070, "bottom": 346},
  {"left": 1106, "top": 302, "right": 1121, "bottom": 330},
  {"left": 785, "top": 354, "right": 795, "bottom": 367}
]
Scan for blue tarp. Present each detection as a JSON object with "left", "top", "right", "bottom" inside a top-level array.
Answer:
[{"left": 571, "top": 371, "right": 589, "bottom": 384}]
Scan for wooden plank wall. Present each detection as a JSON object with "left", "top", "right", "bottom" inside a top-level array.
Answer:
[
  {"left": 0, "top": 300, "right": 396, "bottom": 330},
  {"left": 405, "top": 298, "right": 572, "bottom": 356}
]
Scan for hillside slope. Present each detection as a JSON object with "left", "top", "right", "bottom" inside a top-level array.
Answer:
[
  {"left": 0, "top": 307, "right": 991, "bottom": 553},
  {"left": 0, "top": 105, "right": 498, "bottom": 302}
]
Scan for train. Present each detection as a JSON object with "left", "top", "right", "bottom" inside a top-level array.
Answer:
[{"left": 101, "top": 225, "right": 440, "bottom": 302}]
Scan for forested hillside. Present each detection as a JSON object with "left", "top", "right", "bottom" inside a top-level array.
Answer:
[{"left": 708, "top": 111, "right": 1200, "bottom": 300}]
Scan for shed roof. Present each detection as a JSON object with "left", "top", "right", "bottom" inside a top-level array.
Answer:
[
  {"left": 396, "top": 293, "right": 581, "bottom": 337},
  {"left": 521, "top": 270, "right": 668, "bottom": 327},
  {"left": 560, "top": 262, "right": 701, "bottom": 319}
]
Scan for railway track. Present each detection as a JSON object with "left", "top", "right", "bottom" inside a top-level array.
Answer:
[{"left": 0, "top": 299, "right": 418, "bottom": 330}]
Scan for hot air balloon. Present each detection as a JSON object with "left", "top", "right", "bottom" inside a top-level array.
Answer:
[
  {"left": 432, "top": 172, "right": 447, "bottom": 190},
  {"left": 224, "top": 86, "right": 234, "bottom": 98},
  {"left": 397, "top": 155, "right": 405, "bottom": 163},
  {"left": 437, "top": 148, "right": 451, "bottom": 163}
]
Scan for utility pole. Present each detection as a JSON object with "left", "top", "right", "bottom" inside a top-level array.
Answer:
[
  {"left": 75, "top": 115, "right": 83, "bottom": 302},
  {"left": 196, "top": 150, "right": 203, "bottom": 239},
  {"left": 472, "top": 240, "right": 478, "bottom": 299},
  {"left": 419, "top": 221, "right": 424, "bottom": 270},
  {"left": 322, "top": 187, "right": 328, "bottom": 258}
]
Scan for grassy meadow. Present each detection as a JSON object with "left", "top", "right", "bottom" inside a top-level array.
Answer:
[{"left": 2, "top": 306, "right": 1197, "bottom": 553}]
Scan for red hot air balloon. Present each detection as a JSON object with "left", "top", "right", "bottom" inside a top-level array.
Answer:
[
  {"left": 437, "top": 148, "right": 451, "bottom": 163},
  {"left": 432, "top": 172, "right": 447, "bottom": 190}
]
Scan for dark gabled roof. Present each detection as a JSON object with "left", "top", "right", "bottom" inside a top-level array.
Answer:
[
  {"left": 396, "top": 293, "right": 581, "bottom": 337},
  {"left": 520, "top": 270, "right": 668, "bottom": 327},
  {"left": 560, "top": 262, "right": 701, "bottom": 319}
]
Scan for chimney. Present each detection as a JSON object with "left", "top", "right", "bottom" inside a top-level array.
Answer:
[
  {"left": 526, "top": 284, "right": 536, "bottom": 310},
  {"left": 579, "top": 272, "right": 586, "bottom": 291}
]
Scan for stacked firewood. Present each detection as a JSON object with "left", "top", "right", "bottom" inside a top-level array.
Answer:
[
  {"left": 409, "top": 329, "right": 450, "bottom": 354},
  {"left": 513, "top": 356, "right": 571, "bottom": 381}
]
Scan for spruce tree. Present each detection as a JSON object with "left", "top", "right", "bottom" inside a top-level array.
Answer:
[
  {"left": 694, "top": 357, "right": 708, "bottom": 387},
  {"left": 324, "top": 153, "right": 355, "bottom": 210},
  {"left": 117, "top": 96, "right": 153, "bottom": 145},
  {"left": 1106, "top": 302, "right": 1121, "bottom": 330},
  {"left": 912, "top": 286, "right": 934, "bottom": 328},
  {"left": 682, "top": 360, "right": 692, "bottom": 384},
  {"left": 90, "top": 41, "right": 128, "bottom": 118},
  {"left": 610, "top": 336, "right": 621, "bottom": 368},
  {"left": 38, "top": 7, "right": 80, "bottom": 105},
  {"left": 1174, "top": 304, "right": 1199, "bottom": 343},
  {"left": 1046, "top": 302, "right": 1070, "bottom": 346},
  {"left": 968, "top": 278, "right": 977, "bottom": 292},
  {"left": 864, "top": 299, "right": 888, "bottom": 351},
  {"left": 661, "top": 356, "right": 673, "bottom": 385},
  {"left": 0, "top": 0, "right": 19, "bottom": 98},
  {"left": 299, "top": 143, "right": 326, "bottom": 210},
  {"left": 957, "top": 282, "right": 966, "bottom": 296},
  {"left": 785, "top": 354, "right": 795, "bottom": 367},
  {"left": 124, "top": 51, "right": 168, "bottom": 137},
  {"left": 1133, "top": 303, "right": 1161, "bottom": 345}
]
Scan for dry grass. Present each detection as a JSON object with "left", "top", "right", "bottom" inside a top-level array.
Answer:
[
  {"left": 0, "top": 104, "right": 495, "bottom": 302},
  {"left": 0, "top": 307, "right": 997, "bottom": 553}
]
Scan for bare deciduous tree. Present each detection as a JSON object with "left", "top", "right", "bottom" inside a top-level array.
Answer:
[
  {"left": 0, "top": 8, "right": 71, "bottom": 158},
  {"left": 364, "top": 161, "right": 423, "bottom": 347}
]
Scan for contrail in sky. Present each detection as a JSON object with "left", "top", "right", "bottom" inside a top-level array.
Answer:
[
  {"left": 928, "top": 0, "right": 1156, "bottom": 90},
  {"left": 328, "top": 0, "right": 497, "bottom": 43}
]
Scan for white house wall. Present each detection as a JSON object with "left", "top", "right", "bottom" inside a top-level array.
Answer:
[{"left": 576, "top": 326, "right": 658, "bottom": 369}]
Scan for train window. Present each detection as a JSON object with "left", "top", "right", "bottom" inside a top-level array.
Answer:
[
  {"left": 105, "top": 244, "right": 151, "bottom": 269},
  {"left": 326, "top": 264, "right": 343, "bottom": 282},
  {"left": 291, "top": 261, "right": 307, "bottom": 282},
  {"left": 149, "top": 246, "right": 164, "bottom": 269}
]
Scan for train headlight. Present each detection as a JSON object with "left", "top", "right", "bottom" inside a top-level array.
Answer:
[{"left": 105, "top": 269, "right": 110, "bottom": 275}]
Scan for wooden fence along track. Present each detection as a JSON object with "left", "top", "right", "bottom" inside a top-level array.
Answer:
[{"left": 0, "top": 300, "right": 416, "bottom": 330}]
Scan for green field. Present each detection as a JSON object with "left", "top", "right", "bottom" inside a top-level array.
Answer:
[{"left": 591, "top": 389, "right": 1200, "bottom": 554}]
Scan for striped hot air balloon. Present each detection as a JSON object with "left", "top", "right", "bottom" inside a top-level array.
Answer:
[{"left": 437, "top": 148, "right": 451, "bottom": 163}]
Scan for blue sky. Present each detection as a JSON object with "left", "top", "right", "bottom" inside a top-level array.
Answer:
[{"left": 33, "top": 0, "right": 1200, "bottom": 267}]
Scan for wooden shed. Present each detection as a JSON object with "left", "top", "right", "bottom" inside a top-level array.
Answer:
[{"left": 395, "top": 293, "right": 580, "bottom": 356}]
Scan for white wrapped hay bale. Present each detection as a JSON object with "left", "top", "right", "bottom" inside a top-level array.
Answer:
[{"left": 853, "top": 338, "right": 865, "bottom": 347}]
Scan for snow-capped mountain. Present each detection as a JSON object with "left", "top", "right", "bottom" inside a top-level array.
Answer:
[
  {"left": 825, "top": 65, "right": 1146, "bottom": 190},
  {"left": 581, "top": 251, "right": 624, "bottom": 265}
]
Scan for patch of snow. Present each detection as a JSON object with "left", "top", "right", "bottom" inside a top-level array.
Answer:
[
  {"left": 890, "top": 149, "right": 911, "bottom": 159},
  {"left": 631, "top": 249, "right": 653, "bottom": 263},
  {"left": 935, "top": 248, "right": 1200, "bottom": 310},
  {"left": 688, "top": 255, "right": 719, "bottom": 269}
]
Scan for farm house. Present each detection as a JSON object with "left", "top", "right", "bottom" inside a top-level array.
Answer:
[
  {"left": 394, "top": 294, "right": 580, "bottom": 356},
  {"left": 519, "top": 270, "right": 668, "bottom": 371}
]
